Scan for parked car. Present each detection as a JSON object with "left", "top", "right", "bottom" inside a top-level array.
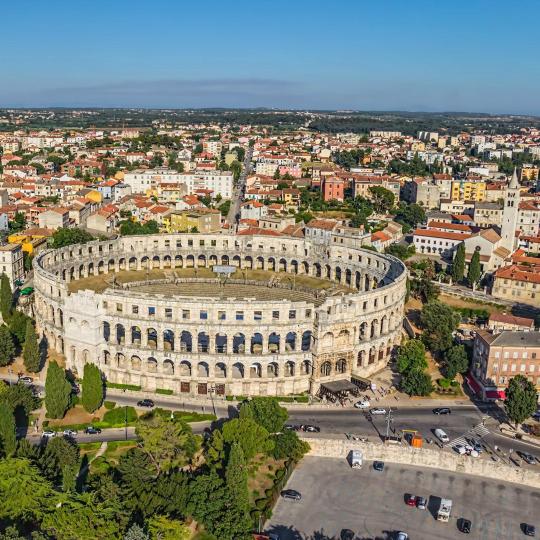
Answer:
[
  {"left": 518, "top": 452, "right": 537, "bottom": 465},
  {"left": 370, "top": 408, "right": 386, "bottom": 415},
  {"left": 396, "top": 532, "right": 408, "bottom": 540},
  {"left": 454, "top": 444, "right": 467, "bottom": 455},
  {"left": 458, "top": 518, "right": 472, "bottom": 534},
  {"left": 301, "top": 425, "right": 320, "bottom": 433},
  {"left": 373, "top": 461, "right": 385, "bottom": 472},
  {"left": 84, "top": 426, "right": 102, "bottom": 435},
  {"left": 19, "top": 376, "right": 33, "bottom": 384},
  {"left": 416, "top": 496, "right": 427, "bottom": 510},
  {"left": 62, "top": 429, "right": 78, "bottom": 437},
  {"left": 137, "top": 399, "right": 155, "bottom": 408},
  {"left": 433, "top": 407, "right": 451, "bottom": 415},
  {"left": 524, "top": 524, "right": 536, "bottom": 536},
  {"left": 434, "top": 428, "right": 450, "bottom": 443},
  {"left": 42, "top": 430, "right": 56, "bottom": 438},
  {"left": 405, "top": 494, "right": 417, "bottom": 507},
  {"left": 354, "top": 400, "right": 370, "bottom": 409},
  {"left": 284, "top": 424, "right": 300, "bottom": 431},
  {"left": 281, "top": 489, "right": 301, "bottom": 501}
]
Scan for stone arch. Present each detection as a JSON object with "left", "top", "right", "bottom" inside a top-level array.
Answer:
[
  {"left": 357, "top": 350, "right": 366, "bottom": 367},
  {"left": 108, "top": 259, "right": 115, "bottom": 272},
  {"left": 244, "top": 255, "right": 253, "bottom": 269},
  {"left": 116, "top": 323, "right": 125, "bottom": 344},
  {"left": 345, "top": 268, "right": 352, "bottom": 286},
  {"left": 129, "top": 257, "right": 137, "bottom": 270},
  {"left": 279, "top": 258, "right": 287, "bottom": 272},
  {"left": 335, "top": 266, "right": 342, "bottom": 282},
  {"left": 233, "top": 333, "right": 245, "bottom": 354},
  {"left": 131, "top": 355, "right": 141, "bottom": 371},
  {"left": 147, "top": 357, "right": 158, "bottom": 372},
  {"left": 256, "top": 256, "right": 264, "bottom": 270},
  {"left": 221, "top": 255, "right": 230, "bottom": 265},
  {"left": 197, "top": 361, "right": 209, "bottom": 377},
  {"left": 179, "top": 360, "right": 191, "bottom": 376},
  {"left": 163, "top": 255, "right": 172, "bottom": 268},
  {"left": 360, "top": 322, "right": 369, "bottom": 341},
  {"left": 336, "top": 329, "right": 351, "bottom": 347},
  {"left": 232, "top": 362, "right": 244, "bottom": 379},
  {"left": 180, "top": 331, "right": 192, "bottom": 352},
  {"left": 267, "top": 257, "right": 276, "bottom": 271},
  {"left": 268, "top": 332, "right": 280, "bottom": 353},
  {"left": 141, "top": 256, "right": 150, "bottom": 269},
  {"left": 370, "top": 319, "right": 378, "bottom": 339},
  {"left": 251, "top": 333, "right": 263, "bottom": 354},
  {"left": 215, "top": 333, "right": 227, "bottom": 354},
  {"left": 285, "top": 331, "right": 296, "bottom": 351},
  {"left": 131, "top": 326, "right": 142, "bottom": 345},
  {"left": 291, "top": 259, "right": 298, "bottom": 274},
  {"left": 215, "top": 362, "right": 227, "bottom": 378},
  {"left": 119, "top": 257, "right": 126, "bottom": 270},
  {"left": 285, "top": 360, "right": 295, "bottom": 377},
  {"left": 301, "top": 261, "right": 309, "bottom": 274},
  {"left": 232, "top": 255, "right": 241, "bottom": 267},
  {"left": 198, "top": 332, "right": 209, "bottom": 353},
  {"left": 336, "top": 358, "right": 347, "bottom": 374},
  {"left": 147, "top": 328, "right": 157, "bottom": 349},
  {"left": 321, "top": 332, "right": 334, "bottom": 348},
  {"left": 163, "top": 329, "right": 174, "bottom": 351},
  {"left": 174, "top": 255, "right": 183, "bottom": 268},
  {"left": 301, "top": 359, "right": 312, "bottom": 375},
  {"left": 267, "top": 362, "right": 279, "bottom": 377},
  {"left": 116, "top": 352, "right": 125, "bottom": 368},
  {"left": 369, "top": 347, "right": 376, "bottom": 364},
  {"left": 163, "top": 359, "right": 174, "bottom": 375},
  {"left": 314, "top": 263, "right": 322, "bottom": 277},
  {"left": 197, "top": 254, "right": 206, "bottom": 268},
  {"left": 320, "top": 361, "right": 332, "bottom": 377},
  {"left": 250, "top": 362, "right": 262, "bottom": 378},
  {"left": 301, "top": 330, "right": 312, "bottom": 351},
  {"left": 103, "top": 350, "right": 110, "bottom": 365},
  {"left": 103, "top": 321, "right": 110, "bottom": 342},
  {"left": 325, "top": 264, "right": 331, "bottom": 279}
]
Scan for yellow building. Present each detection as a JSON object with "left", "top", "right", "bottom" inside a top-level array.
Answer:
[
  {"left": 163, "top": 209, "right": 221, "bottom": 234},
  {"left": 451, "top": 180, "right": 486, "bottom": 202},
  {"left": 78, "top": 188, "right": 103, "bottom": 204},
  {"left": 522, "top": 166, "right": 539, "bottom": 181},
  {"left": 410, "top": 141, "right": 426, "bottom": 152},
  {"left": 8, "top": 228, "right": 53, "bottom": 254}
]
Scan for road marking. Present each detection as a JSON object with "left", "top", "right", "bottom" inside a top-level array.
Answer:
[{"left": 446, "top": 424, "right": 490, "bottom": 448}]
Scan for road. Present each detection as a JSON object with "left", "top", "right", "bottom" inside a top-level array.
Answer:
[
  {"left": 226, "top": 145, "right": 253, "bottom": 228},
  {"left": 267, "top": 456, "right": 538, "bottom": 540}
]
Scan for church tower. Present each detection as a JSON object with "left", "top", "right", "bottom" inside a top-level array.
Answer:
[{"left": 500, "top": 168, "right": 520, "bottom": 252}]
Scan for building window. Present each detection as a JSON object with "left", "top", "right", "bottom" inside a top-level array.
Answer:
[
  {"left": 165, "top": 308, "right": 172, "bottom": 319},
  {"left": 236, "top": 311, "right": 244, "bottom": 321},
  {"left": 218, "top": 311, "right": 226, "bottom": 320},
  {"left": 148, "top": 307, "right": 155, "bottom": 316},
  {"left": 254, "top": 311, "right": 262, "bottom": 321},
  {"left": 200, "top": 311, "right": 208, "bottom": 320},
  {"left": 306, "top": 309, "right": 312, "bottom": 318},
  {"left": 132, "top": 305, "right": 138, "bottom": 315},
  {"left": 272, "top": 311, "right": 280, "bottom": 320},
  {"left": 289, "top": 310, "right": 296, "bottom": 320},
  {"left": 116, "top": 303, "right": 123, "bottom": 313}
]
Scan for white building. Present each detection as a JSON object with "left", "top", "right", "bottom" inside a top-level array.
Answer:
[{"left": 0, "top": 244, "right": 24, "bottom": 289}]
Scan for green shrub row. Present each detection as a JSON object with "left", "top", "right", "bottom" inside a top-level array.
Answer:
[
  {"left": 106, "top": 382, "right": 141, "bottom": 391},
  {"left": 156, "top": 388, "right": 174, "bottom": 395},
  {"left": 226, "top": 394, "right": 309, "bottom": 403},
  {"left": 104, "top": 401, "right": 116, "bottom": 410}
]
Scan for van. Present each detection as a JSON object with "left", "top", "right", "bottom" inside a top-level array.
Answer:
[
  {"left": 434, "top": 428, "right": 449, "bottom": 443},
  {"left": 350, "top": 449, "right": 363, "bottom": 469}
]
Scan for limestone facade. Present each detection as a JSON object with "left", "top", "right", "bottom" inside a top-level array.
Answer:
[{"left": 34, "top": 233, "right": 407, "bottom": 397}]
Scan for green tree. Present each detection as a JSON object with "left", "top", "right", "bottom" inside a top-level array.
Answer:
[
  {"left": 452, "top": 243, "right": 465, "bottom": 283},
  {"left": 148, "top": 516, "right": 190, "bottom": 540},
  {"left": 420, "top": 301, "right": 460, "bottom": 353},
  {"left": 81, "top": 362, "right": 103, "bottom": 413},
  {"left": 239, "top": 397, "right": 288, "bottom": 433},
  {"left": 0, "top": 458, "right": 57, "bottom": 523},
  {"left": 0, "top": 382, "right": 40, "bottom": 416},
  {"left": 272, "top": 429, "right": 310, "bottom": 461},
  {"left": 394, "top": 202, "right": 426, "bottom": 231},
  {"left": 9, "top": 310, "right": 32, "bottom": 346},
  {"left": 0, "top": 273, "right": 12, "bottom": 321},
  {"left": 135, "top": 414, "right": 192, "bottom": 474},
  {"left": 0, "top": 325, "right": 15, "bottom": 367},
  {"left": 23, "top": 320, "right": 40, "bottom": 372},
  {"left": 467, "top": 249, "right": 482, "bottom": 288},
  {"left": 396, "top": 339, "right": 428, "bottom": 374},
  {"left": 205, "top": 428, "right": 226, "bottom": 470},
  {"left": 368, "top": 186, "right": 395, "bottom": 214},
  {"left": 221, "top": 418, "right": 274, "bottom": 460},
  {"left": 401, "top": 370, "right": 433, "bottom": 396},
  {"left": 44, "top": 361, "right": 72, "bottom": 419},
  {"left": 225, "top": 442, "right": 249, "bottom": 508},
  {"left": 505, "top": 374, "right": 537, "bottom": 427},
  {"left": 442, "top": 344, "right": 469, "bottom": 380},
  {"left": 117, "top": 447, "right": 156, "bottom": 513},
  {"left": 39, "top": 436, "right": 80, "bottom": 492},
  {"left": 124, "top": 524, "right": 150, "bottom": 540},
  {"left": 50, "top": 228, "right": 94, "bottom": 248},
  {"left": 0, "top": 402, "right": 16, "bottom": 457}
]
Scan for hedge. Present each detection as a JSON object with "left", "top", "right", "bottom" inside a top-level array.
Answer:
[
  {"left": 103, "top": 406, "right": 137, "bottom": 425},
  {"left": 156, "top": 388, "right": 174, "bottom": 395},
  {"left": 105, "top": 382, "right": 141, "bottom": 391}
]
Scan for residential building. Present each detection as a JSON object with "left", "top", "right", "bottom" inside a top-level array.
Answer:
[
  {"left": 322, "top": 177, "right": 344, "bottom": 202},
  {"left": 488, "top": 313, "right": 535, "bottom": 333},
  {"left": 163, "top": 209, "right": 221, "bottom": 234},
  {"left": 412, "top": 228, "right": 470, "bottom": 258},
  {"left": 492, "top": 264, "right": 540, "bottom": 305},
  {"left": 38, "top": 208, "right": 70, "bottom": 230},
  {"left": 451, "top": 179, "right": 486, "bottom": 202},
  {"left": 0, "top": 243, "right": 24, "bottom": 288},
  {"left": 473, "top": 202, "right": 503, "bottom": 228},
  {"left": 401, "top": 179, "right": 440, "bottom": 209}
]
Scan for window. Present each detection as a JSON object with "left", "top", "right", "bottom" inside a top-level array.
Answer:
[
  {"left": 200, "top": 311, "right": 208, "bottom": 320},
  {"left": 132, "top": 305, "right": 139, "bottom": 315},
  {"left": 254, "top": 311, "right": 262, "bottom": 321},
  {"left": 236, "top": 311, "right": 244, "bottom": 321},
  {"left": 306, "top": 309, "right": 312, "bottom": 318},
  {"left": 188, "top": 239, "right": 193, "bottom": 247},
  {"left": 182, "top": 310, "right": 190, "bottom": 320},
  {"left": 165, "top": 308, "right": 172, "bottom": 319},
  {"left": 272, "top": 311, "right": 280, "bottom": 320},
  {"left": 494, "top": 351, "right": 500, "bottom": 359},
  {"left": 289, "top": 310, "right": 296, "bottom": 320},
  {"left": 148, "top": 306, "right": 155, "bottom": 316},
  {"left": 511, "top": 364, "right": 517, "bottom": 372},
  {"left": 521, "top": 364, "right": 526, "bottom": 372},
  {"left": 513, "top": 352, "right": 518, "bottom": 359},
  {"left": 116, "top": 303, "right": 123, "bottom": 313},
  {"left": 218, "top": 311, "right": 226, "bottom": 321}
]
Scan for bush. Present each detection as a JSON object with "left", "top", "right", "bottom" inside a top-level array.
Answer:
[
  {"left": 104, "top": 401, "right": 116, "bottom": 410},
  {"left": 256, "top": 498, "right": 268, "bottom": 510},
  {"left": 156, "top": 388, "right": 174, "bottom": 395},
  {"left": 438, "top": 378, "right": 451, "bottom": 389},
  {"left": 102, "top": 406, "right": 138, "bottom": 425},
  {"left": 105, "top": 382, "right": 141, "bottom": 391},
  {"left": 275, "top": 468, "right": 285, "bottom": 480},
  {"left": 70, "top": 395, "right": 80, "bottom": 406}
]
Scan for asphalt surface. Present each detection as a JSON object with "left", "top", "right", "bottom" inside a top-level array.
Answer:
[
  {"left": 226, "top": 146, "right": 252, "bottom": 227},
  {"left": 266, "top": 456, "right": 539, "bottom": 540}
]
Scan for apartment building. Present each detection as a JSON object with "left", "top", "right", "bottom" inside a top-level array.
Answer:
[
  {"left": 163, "top": 208, "right": 221, "bottom": 234},
  {"left": 0, "top": 243, "right": 24, "bottom": 289},
  {"left": 451, "top": 179, "right": 486, "bottom": 202},
  {"left": 492, "top": 264, "right": 540, "bottom": 306}
]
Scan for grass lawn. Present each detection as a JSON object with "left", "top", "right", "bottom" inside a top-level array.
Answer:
[
  {"left": 247, "top": 453, "right": 286, "bottom": 507},
  {"left": 78, "top": 441, "right": 102, "bottom": 462},
  {"left": 439, "top": 293, "right": 505, "bottom": 314},
  {"left": 103, "top": 440, "right": 137, "bottom": 463}
]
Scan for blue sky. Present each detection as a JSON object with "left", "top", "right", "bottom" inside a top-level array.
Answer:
[{"left": 1, "top": 0, "right": 539, "bottom": 113}]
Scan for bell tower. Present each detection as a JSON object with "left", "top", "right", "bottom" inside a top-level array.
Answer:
[{"left": 500, "top": 168, "right": 520, "bottom": 252}]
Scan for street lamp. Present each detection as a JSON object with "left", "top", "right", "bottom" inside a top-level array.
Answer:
[
  {"left": 209, "top": 385, "right": 216, "bottom": 417},
  {"left": 124, "top": 406, "right": 128, "bottom": 441}
]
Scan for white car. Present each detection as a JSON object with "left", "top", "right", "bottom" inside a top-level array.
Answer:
[
  {"left": 63, "top": 429, "right": 78, "bottom": 437},
  {"left": 354, "top": 400, "right": 370, "bottom": 409},
  {"left": 370, "top": 408, "right": 386, "bottom": 415},
  {"left": 397, "top": 533, "right": 408, "bottom": 540},
  {"left": 42, "top": 430, "right": 56, "bottom": 438},
  {"left": 454, "top": 444, "right": 467, "bottom": 455}
]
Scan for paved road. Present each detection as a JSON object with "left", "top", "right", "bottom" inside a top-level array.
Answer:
[
  {"left": 226, "top": 146, "right": 253, "bottom": 228},
  {"left": 266, "top": 456, "right": 539, "bottom": 540}
]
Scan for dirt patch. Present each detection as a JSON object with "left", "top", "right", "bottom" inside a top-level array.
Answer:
[
  {"left": 439, "top": 293, "right": 504, "bottom": 314},
  {"left": 248, "top": 454, "right": 286, "bottom": 505},
  {"left": 47, "top": 404, "right": 107, "bottom": 426}
]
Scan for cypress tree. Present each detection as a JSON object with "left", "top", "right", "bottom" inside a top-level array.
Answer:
[
  {"left": 225, "top": 442, "right": 249, "bottom": 508},
  {"left": 23, "top": 320, "right": 40, "bottom": 373},
  {"left": 0, "top": 325, "right": 15, "bottom": 367},
  {"left": 452, "top": 243, "right": 465, "bottom": 283},
  {"left": 467, "top": 249, "right": 482, "bottom": 288},
  {"left": 44, "top": 361, "right": 71, "bottom": 419},
  {"left": 0, "top": 273, "right": 12, "bottom": 322},
  {"left": 81, "top": 363, "right": 103, "bottom": 413},
  {"left": 0, "top": 402, "right": 16, "bottom": 457}
]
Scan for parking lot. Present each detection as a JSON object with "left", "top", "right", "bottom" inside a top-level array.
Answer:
[{"left": 266, "top": 456, "right": 538, "bottom": 540}]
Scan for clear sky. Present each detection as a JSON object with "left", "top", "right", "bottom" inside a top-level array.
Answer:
[{"left": 1, "top": 0, "right": 539, "bottom": 114}]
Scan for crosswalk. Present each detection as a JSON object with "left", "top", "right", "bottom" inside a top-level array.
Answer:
[{"left": 446, "top": 424, "right": 490, "bottom": 448}]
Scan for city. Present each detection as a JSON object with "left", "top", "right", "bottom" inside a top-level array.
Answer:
[{"left": 1, "top": 2, "right": 540, "bottom": 540}]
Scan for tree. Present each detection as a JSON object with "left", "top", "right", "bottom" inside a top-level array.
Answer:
[
  {"left": 420, "top": 301, "right": 460, "bottom": 353},
  {"left": 44, "top": 361, "right": 72, "bottom": 419},
  {"left": 0, "top": 458, "right": 56, "bottom": 523},
  {"left": 124, "top": 524, "right": 149, "bottom": 540},
  {"left": 117, "top": 448, "right": 156, "bottom": 513},
  {"left": 409, "top": 277, "right": 439, "bottom": 303},
  {"left": 148, "top": 516, "right": 190, "bottom": 540},
  {"left": 39, "top": 436, "right": 79, "bottom": 492},
  {"left": 50, "top": 228, "right": 94, "bottom": 249},
  {"left": 81, "top": 362, "right": 103, "bottom": 413},
  {"left": 452, "top": 243, "right": 465, "bottom": 283},
  {"left": 467, "top": 249, "right": 482, "bottom": 288},
  {"left": 368, "top": 186, "right": 395, "bottom": 214},
  {"left": 442, "top": 344, "right": 469, "bottom": 380},
  {"left": 505, "top": 374, "right": 537, "bottom": 427},
  {"left": 221, "top": 418, "right": 274, "bottom": 460},
  {"left": 0, "top": 325, "right": 14, "bottom": 368},
  {"left": 239, "top": 397, "right": 288, "bottom": 433},
  {"left": 23, "top": 320, "right": 40, "bottom": 373},
  {"left": 272, "top": 429, "right": 310, "bottom": 461},
  {"left": 135, "top": 414, "right": 192, "bottom": 474},
  {"left": 225, "top": 442, "right": 249, "bottom": 508},
  {"left": 9, "top": 310, "right": 32, "bottom": 346},
  {"left": 394, "top": 202, "right": 426, "bottom": 230},
  {"left": 396, "top": 339, "right": 428, "bottom": 374},
  {"left": 0, "top": 402, "right": 16, "bottom": 457},
  {"left": 401, "top": 370, "right": 433, "bottom": 396},
  {"left": 205, "top": 428, "right": 226, "bottom": 470},
  {"left": 0, "top": 273, "right": 12, "bottom": 321}
]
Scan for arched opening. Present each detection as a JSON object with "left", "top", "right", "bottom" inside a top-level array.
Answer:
[
  {"left": 279, "top": 258, "right": 287, "bottom": 272},
  {"left": 268, "top": 257, "right": 276, "bottom": 271},
  {"left": 116, "top": 352, "right": 125, "bottom": 368},
  {"left": 198, "top": 332, "right": 209, "bottom": 353},
  {"left": 197, "top": 362, "right": 209, "bottom": 378},
  {"left": 244, "top": 256, "right": 253, "bottom": 269},
  {"left": 103, "top": 321, "right": 110, "bottom": 342},
  {"left": 251, "top": 333, "right": 263, "bottom": 354},
  {"left": 336, "top": 358, "right": 347, "bottom": 374},
  {"left": 321, "top": 332, "right": 334, "bottom": 349},
  {"left": 116, "top": 324, "right": 125, "bottom": 345},
  {"left": 197, "top": 254, "right": 206, "bottom": 268},
  {"left": 180, "top": 331, "right": 192, "bottom": 352},
  {"left": 163, "top": 359, "right": 174, "bottom": 375},
  {"left": 131, "top": 326, "right": 141, "bottom": 345},
  {"left": 215, "top": 362, "right": 227, "bottom": 378},
  {"left": 232, "top": 362, "right": 244, "bottom": 379},
  {"left": 360, "top": 322, "right": 369, "bottom": 341},
  {"left": 186, "top": 255, "right": 195, "bottom": 268},
  {"left": 285, "top": 332, "right": 297, "bottom": 352},
  {"left": 301, "top": 360, "right": 312, "bottom": 375},
  {"left": 129, "top": 257, "right": 137, "bottom": 270},
  {"left": 336, "top": 329, "right": 350, "bottom": 347},
  {"left": 147, "top": 328, "right": 158, "bottom": 349},
  {"left": 320, "top": 361, "right": 332, "bottom": 377},
  {"left": 268, "top": 332, "right": 280, "bottom": 353},
  {"left": 335, "top": 266, "right": 342, "bottom": 282},
  {"left": 285, "top": 361, "right": 295, "bottom": 377},
  {"left": 163, "top": 329, "right": 174, "bottom": 351},
  {"left": 215, "top": 333, "right": 227, "bottom": 354},
  {"left": 301, "top": 330, "right": 312, "bottom": 351},
  {"left": 102, "top": 350, "right": 109, "bottom": 365},
  {"left": 179, "top": 361, "right": 191, "bottom": 376},
  {"left": 147, "top": 357, "right": 158, "bottom": 372},
  {"left": 131, "top": 355, "right": 141, "bottom": 371},
  {"left": 357, "top": 350, "right": 366, "bottom": 367},
  {"left": 233, "top": 333, "right": 245, "bottom": 354},
  {"left": 267, "top": 362, "right": 279, "bottom": 378},
  {"left": 345, "top": 268, "right": 352, "bottom": 286},
  {"left": 250, "top": 362, "right": 262, "bottom": 378},
  {"left": 370, "top": 320, "right": 378, "bottom": 339}
]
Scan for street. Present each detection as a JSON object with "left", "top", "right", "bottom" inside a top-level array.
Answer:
[
  {"left": 226, "top": 145, "right": 252, "bottom": 227},
  {"left": 266, "top": 457, "right": 538, "bottom": 540}
]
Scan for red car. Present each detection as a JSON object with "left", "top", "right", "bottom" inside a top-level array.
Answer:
[{"left": 406, "top": 495, "right": 417, "bottom": 507}]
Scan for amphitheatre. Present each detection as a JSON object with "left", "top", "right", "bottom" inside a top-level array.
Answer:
[{"left": 33, "top": 233, "right": 407, "bottom": 397}]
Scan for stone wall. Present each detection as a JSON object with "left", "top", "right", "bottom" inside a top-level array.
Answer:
[{"left": 303, "top": 437, "right": 540, "bottom": 489}]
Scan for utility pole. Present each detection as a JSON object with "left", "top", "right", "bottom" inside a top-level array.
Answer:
[{"left": 385, "top": 408, "right": 392, "bottom": 442}]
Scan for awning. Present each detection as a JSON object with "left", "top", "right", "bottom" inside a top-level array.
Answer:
[
  {"left": 321, "top": 379, "right": 358, "bottom": 394},
  {"left": 485, "top": 390, "right": 506, "bottom": 400},
  {"left": 464, "top": 373, "right": 481, "bottom": 394}
]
